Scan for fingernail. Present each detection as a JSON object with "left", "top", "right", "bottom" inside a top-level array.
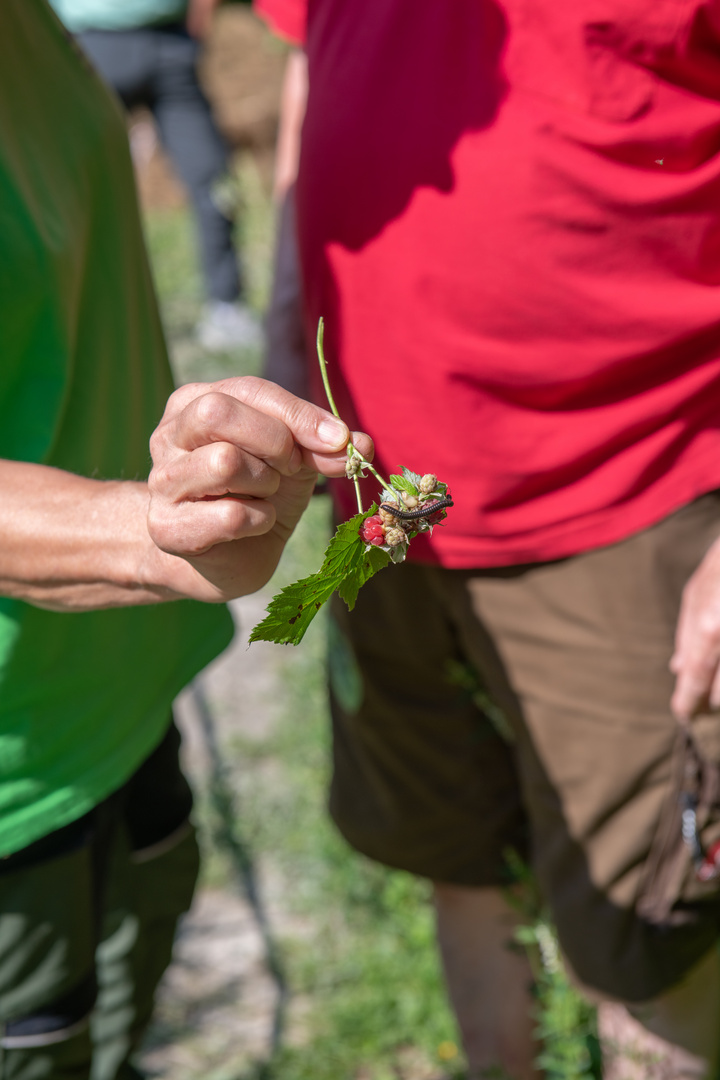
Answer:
[{"left": 318, "top": 417, "right": 348, "bottom": 447}]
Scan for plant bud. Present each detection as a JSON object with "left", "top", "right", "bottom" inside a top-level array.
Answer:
[
  {"left": 345, "top": 455, "right": 362, "bottom": 478},
  {"left": 401, "top": 492, "right": 419, "bottom": 508},
  {"left": 384, "top": 527, "right": 407, "bottom": 547},
  {"left": 378, "top": 507, "right": 400, "bottom": 525}
]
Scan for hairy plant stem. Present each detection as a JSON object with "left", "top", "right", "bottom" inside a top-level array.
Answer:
[{"left": 316, "top": 318, "right": 391, "bottom": 513}]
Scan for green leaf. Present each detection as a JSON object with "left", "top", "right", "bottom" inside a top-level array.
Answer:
[
  {"left": 249, "top": 509, "right": 391, "bottom": 646},
  {"left": 389, "top": 543, "right": 409, "bottom": 564},
  {"left": 389, "top": 473, "right": 419, "bottom": 496},
  {"left": 248, "top": 572, "right": 337, "bottom": 646},
  {"left": 337, "top": 542, "right": 391, "bottom": 608},
  {"left": 401, "top": 466, "right": 424, "bottom": 489}
]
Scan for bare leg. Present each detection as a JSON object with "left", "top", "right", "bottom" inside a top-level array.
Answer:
[
  {"left": 432, "top": 883, "right": 541, "bottom": 1079},
  {"left": 599, "top": 945, "right": 720, "bottom": 1080}
]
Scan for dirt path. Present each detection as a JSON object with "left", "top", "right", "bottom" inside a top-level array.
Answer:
[{"left": 139, "top": 594, "right": 307, "bottom": 1079}]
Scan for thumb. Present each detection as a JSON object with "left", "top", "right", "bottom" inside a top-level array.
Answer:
[{"left": 217, "top": 375, "right": 352, "bottom": 454}]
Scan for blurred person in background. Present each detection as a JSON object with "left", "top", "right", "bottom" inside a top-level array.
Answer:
[
  {"left": 50, "top": 0, "right": 264, "bottom": 353},
  {"left": 260, "top": 1, "right": 720, "bottom": 1077},
  {"left": 0, "top": 3, "right": 369, "bottom": 1078}
]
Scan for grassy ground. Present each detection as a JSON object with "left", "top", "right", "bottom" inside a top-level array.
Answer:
[{"left": 141, "top": 153, "right": 600, "bottom": 1080}]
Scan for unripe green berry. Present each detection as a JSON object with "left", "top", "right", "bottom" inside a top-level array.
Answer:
[
  {"left": 384, "top": 527, "right": 407, "bottom": 547},
  {"left": 345, "top": 454, "right": 362, "bottom": 479}
]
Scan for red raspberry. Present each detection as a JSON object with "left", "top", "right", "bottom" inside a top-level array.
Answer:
[{"left": 359, "top": 514, "right": 385, "bottom": 545}]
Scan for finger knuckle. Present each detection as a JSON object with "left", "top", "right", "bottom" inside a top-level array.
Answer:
[
  {"left": 148, "top": 427, "right": 164, "bottom": 460},
  {"left": 192, "top": 391, "right": 234, "bottom": 432},
  {"left": 169, "top": 382, "right": 206, "bottom": 416},
  {"left": 147, "top": 461, "right": 174, "bottom": 497},
  {"left": 207, "top": 442, "right": 242, "bottom": 486},
  {"left": 697, "top": 613, "right": 720, "bottom": 643},
  {"left": 214, "top": 498, "right": 247, "bottom": 540},
  {"left": 233, "top": 375, "right": 264, "bottom": 404}
]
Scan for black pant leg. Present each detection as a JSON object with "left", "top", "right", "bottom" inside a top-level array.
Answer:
[{"left": 151, "top": 25, "right": 242, "bottom": 302}]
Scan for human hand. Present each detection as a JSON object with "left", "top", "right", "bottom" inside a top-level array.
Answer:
[
  {"left": 670, "top": 534, "right": 720, "bottom": 722},
  {"left": 186, "top": 0, "right": 220, "bottom": 39},
  {"left": 146, "top": 376, "right": 371, "bottom": 601}
]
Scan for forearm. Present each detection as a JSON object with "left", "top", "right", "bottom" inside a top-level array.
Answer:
[
  {"left": 1, "top": 379, "right": 373, "bottom": 612},
  {"left": 273, "top": 49, "right": 308, "bottom": 204},
  {"left": 0, "top": 461, "right": 187, "bottom": 611}
]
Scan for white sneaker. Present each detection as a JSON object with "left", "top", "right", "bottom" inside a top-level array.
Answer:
[{"left": 195, "top": 301, "right": 264, "bottom": 352}]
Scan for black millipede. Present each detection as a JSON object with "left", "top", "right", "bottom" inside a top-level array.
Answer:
[{"left": 378, "top": 495, "right": 454, "bottom": 521}]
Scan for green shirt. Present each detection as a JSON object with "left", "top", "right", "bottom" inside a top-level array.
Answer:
[
  {"left": 0, "top": 0, "right": 234, "bottom": 857},
  {"left": 48, "top": 0, "right": 187, "bottom": 32}
]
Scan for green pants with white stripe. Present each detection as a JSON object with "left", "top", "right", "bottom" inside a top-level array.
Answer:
[{"left": 0, "top": 723, "right": 199, "bottom": 1080}]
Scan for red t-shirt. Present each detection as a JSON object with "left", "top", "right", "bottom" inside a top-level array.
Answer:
[{"left": 258, "top": 0, "right": 720, "bottom": 567}]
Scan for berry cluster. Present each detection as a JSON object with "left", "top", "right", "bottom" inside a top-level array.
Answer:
[
  {"left": 358, "top": 514, "right": 386, "bottom": 546},
  {"left": 358, "top": 473, "right": 452, "bottom": 558}
]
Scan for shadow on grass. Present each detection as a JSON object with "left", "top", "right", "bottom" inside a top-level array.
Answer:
[{"left": 189, "top": 679, "right": 290, "bottom": 1066}]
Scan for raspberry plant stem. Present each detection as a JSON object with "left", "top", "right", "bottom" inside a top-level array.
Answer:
[
  {"left": 316, "top": 318, "right": 392, "bottom": 511},
  {"left": 316, "top": 318, "right": 341, "bottom": 420}
]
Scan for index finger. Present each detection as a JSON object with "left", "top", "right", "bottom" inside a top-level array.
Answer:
[
  {"left": 671, "top": 665, "right": 713, "bottom": 724},
  {"left": 156, "top": 376, "right": 373, "bottom": 474},
  {"left": 669, "top": 610, "right": 719, "bottom": 722},
  {"left": 213, "top": 376, "right": 352, "bottom": 454},
  {"left": 155, "top": 391, "right": 301, "bottom": 475}
]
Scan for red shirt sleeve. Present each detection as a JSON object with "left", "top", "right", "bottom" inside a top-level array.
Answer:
[{"left": 254, "top": 0, "right": 307, "bottom": 46}]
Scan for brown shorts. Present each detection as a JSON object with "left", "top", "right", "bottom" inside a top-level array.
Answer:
[{"left": 327, "top": 491, "right": 720, "bottom": 1003}]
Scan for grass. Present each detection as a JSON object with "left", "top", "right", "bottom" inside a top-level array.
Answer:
[
  {"left": 142, "top": 151, "right": 600, "bottom": 1080},
  {"left": 222, "top": 626, "right": 465, "bottom": 1080}
]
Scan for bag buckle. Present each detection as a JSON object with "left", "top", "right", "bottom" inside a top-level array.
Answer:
[{"left": 681, "top": 791, "right": 720, "bottom": 882}]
